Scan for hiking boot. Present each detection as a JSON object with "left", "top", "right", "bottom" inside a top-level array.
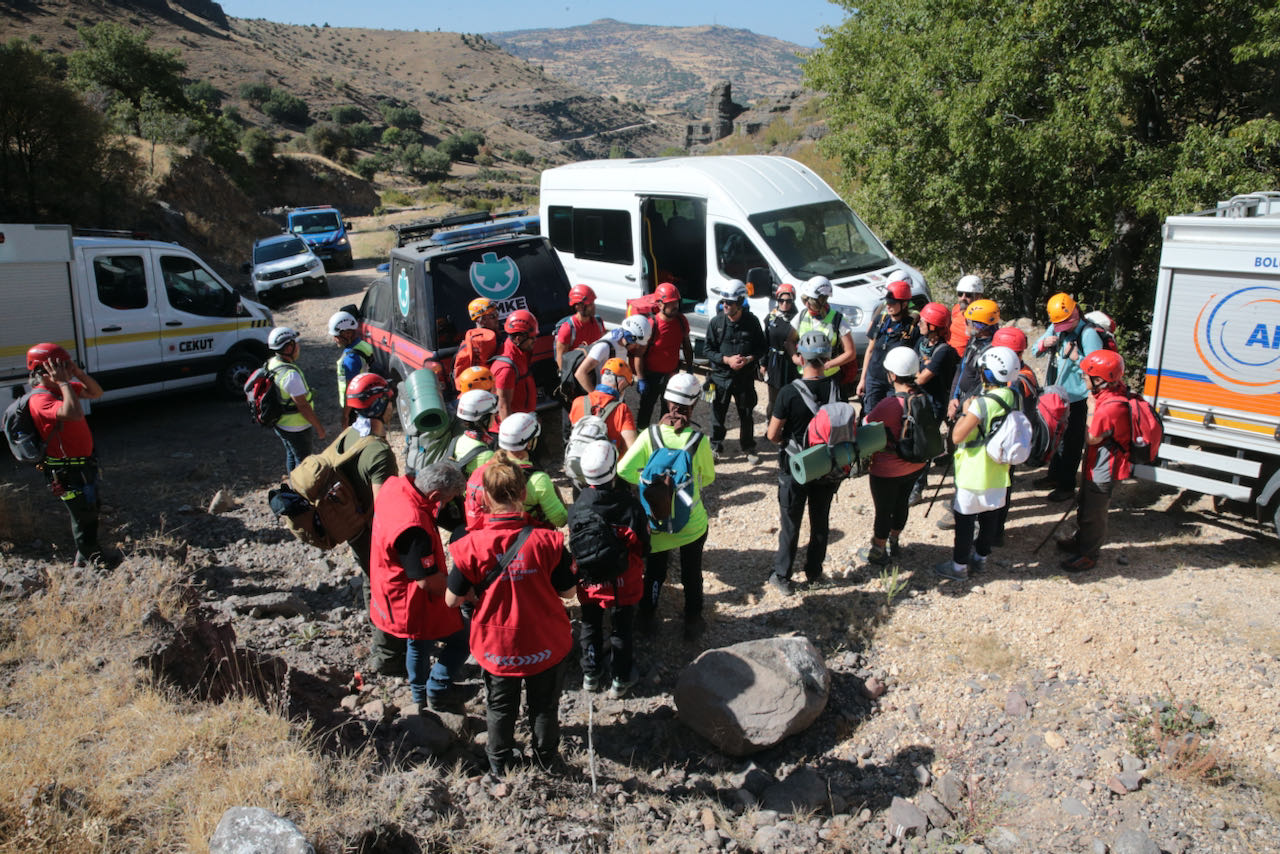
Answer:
[
  {"left": 936, "top": 513, "right": 956, "bottom": 530},
  {"left": 907, "top": 483, "right": 924, "bottom": 507},
  {"left": 887, "top": 537, "right": 902, "bottom": 561},
  {"left": 1048, "top": 488, "right": 1076, "bottom": 503},
  {"left": 968, "top": 552, "right": 988, "bottom": 574},
  {"left": 933, "top": 560, "right": 969, "bottom": 581},
  {"left": 711, "top": 445, "right": 725, "bottom": 462},
  {"left": 74, "top": 550, "right": 121, "bottom": 571},
  {"left": 608, "top": 670, "right": 639, "bottom": 699},
  {"left": 745, "top": 452, "right": 761, "bottom": 466},
  {"left": 857, "top": 544, "right": 890, "bottom": 566},
  {"left": 582, "top": 671, "right": 604, "bottom": 693},
  {"left": 767, "top": 573, "right": 794, "bottom": 595},
  {"left": 683, "top": 614, "right": 707, "bottom": 642},
  {"left": 427, "top": 690, "right": 466, "bottom": 714},
  {"left": 1061, "top": 554, "right": 1097, "bottom": 573}
]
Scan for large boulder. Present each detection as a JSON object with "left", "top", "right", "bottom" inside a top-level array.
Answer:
[
  {"left": 209, "top": 806, "right": 313, "bottom": 854},
  {"left": 674, "top": 636, "right": 829, "bottom": 756}
]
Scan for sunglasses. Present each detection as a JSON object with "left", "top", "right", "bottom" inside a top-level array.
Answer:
[{"left": 777, "top": 296, "right": 795, "bottom": 303}]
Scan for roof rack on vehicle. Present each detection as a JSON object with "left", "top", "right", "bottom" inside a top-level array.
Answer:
[
  {"left": 73, "top": 227, "right": 152, "bottom": 240},
  {"left": 1210, "top": 192, "right": 1280, "bottom": 219},
  {"left": 390, "top": 209, "right": 531, "bottom": 248}
]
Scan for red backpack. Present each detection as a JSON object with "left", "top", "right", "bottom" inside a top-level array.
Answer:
[
  {"left": 1122, "top": 391, "right": 1164, "bottom": 466},
  {"left": 452, "top": 328, "right": 497, "bottom": 390}
]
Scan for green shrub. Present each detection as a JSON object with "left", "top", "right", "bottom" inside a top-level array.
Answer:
[
  {"left": 238, "top": 81, "right": 272, "bottom": 106},
  {"left": 262, "top": 90, "right": 309, "bottom": 125},
  {"left": 398, "top": 143, "right": 451, "bottom": 180},
  {"left": 328, "top": 104, "right": 364, "bottom": 125},
  {"left": 347, "top": 122, "right": 379, "bottom": 148},
  {"left": 241, "top": 126, "right": 275, "bottom": 166},
  {"left": 381, "top": 126, "right": 412, "bottom": 148},
  {"left": 437, "top": 130, "right": 485, "bottom": 162},
  {"left": 507, "top": 148, "right": 534, "bottom": 166},
  {"left": 379, "top": 103, "right": 422, "bottom": 130},
  {"left": 305, "top": 122, "right": 348, "bottom": 158},
  {"left": 184, "top": 80, "right": 221, "bottom": 110},
  {"left": 380, "top": 188, "right": 413, "bottom": 207},
  {"left": 353, "top": 155, "right": 384, "bottom": 180}
]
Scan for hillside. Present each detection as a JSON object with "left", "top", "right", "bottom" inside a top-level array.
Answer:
[
  {"left": 489, "top": 18, "right": 807, "bottom": 116},
  {"left": 0, "top": 0, "right": 684, "bottom": 159}
]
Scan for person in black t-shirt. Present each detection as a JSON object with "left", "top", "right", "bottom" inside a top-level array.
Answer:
[
  {"left": 764, "top": 330, "right": 840, "bottom": 594},
  {"left": 705, "top": 279, "right": 767, "bottom": 464},
  {"left": 857, "top": 279, "right": 920, "bottom": 413},
  {"left": 910, "top": 302, "right": 960, "bottom": 506}
]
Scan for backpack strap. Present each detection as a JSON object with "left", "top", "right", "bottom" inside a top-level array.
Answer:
[
  {"left": 648, "top": 423, "right": 666, "bottom": 452},
  {"left": 682, "top": 430, "right": 704, "bottom": 454},
  {"left": 962, "top": 392, "right": 1011, "bottom": 448},
  {"left": 475, "top": 525, "right": 534, "bottom": 596},
  {"left": 592, "top": 398, "right": 623, "bottom": 421},
  {"left": 455, "top": 439, "right": 489, "bottom": 469},
  {"left": 791, "top": 378, "right": 819, "bottom": 415}
]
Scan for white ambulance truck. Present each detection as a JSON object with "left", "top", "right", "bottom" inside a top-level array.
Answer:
[
  {"left": 0, "top": 223, "right": 273, "bottom": 407},
  {"left": 1137, "top": 192, "right": 1280, "bottom": 539},
  {"left": 539, "top": 155, "right": 928, "bottom": 352}
]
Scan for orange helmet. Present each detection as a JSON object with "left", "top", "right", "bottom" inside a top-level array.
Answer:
[
  {"left": 457, "top": 365, "right": 495, "bottom": 393},
  {"left": 918, "top": 302, "right": 950, "bottom": 331},
  {"left": 468, "top": 297, "right": 496, "bottom": 321},
  {"left": 1047, "top": 293, "right": 1077, "bottom": 324},
  {"left": 991, "top": 326, "right": 1028, "bottom": 352},
  {"left": 654, "top": 282, "right": 681, "bottom": 304},
  {"left": 602, "top": 357, "right": 634, "bottom": 385},
  {"left": 27, "top": 342, "right": 71, "bottom": 372},
  {"left": 1081, "top": 349, "right": 1124, "bottom": 384},
  {"left": 568, "top": 284, "right": 596, "bottom": 307},
  {"left": 964, "top": 299, "right": 1001, "bottom": 325}
]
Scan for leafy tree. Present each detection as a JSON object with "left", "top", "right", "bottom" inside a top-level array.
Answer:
[
  {"left": 507, "top": 148, "right": 534, "bottom": 166},
  {"left": 261, "top": 90, "right": 310, "bottom": 125},
  {"left": 306, "top": 121, "right": 348, "bottom": 158},
  {"left": 137, "top": 90, "right": 189, "bottom": 171},
  {"left": 241, "top": 126, "right": 276, "bottom": 166},
  {"left": 184, "top": 80, "right": 221, "bottom": 110},
  {"left": 239, "top": 81, "right": 273, "bottom": 106},
  {"left": 381, "top": 126, "right": 412, "bottom": 148},
  {"left": 807, "top": 0, "right": 1280, "bottom": 325},
  {"left": 398, "top": 143, "right": 451, "bottom": 180},
  {"left": 67, "top": 22, "right": 187, "bottom": 113},
  {"left": 353, "top": 154, "right": 385, "bottom": 180},
  {"left": 437, "top": 130, "right": 484, "bottom": 162},
  {"left": 328, "top": 104, "right": 364, "bottom": 125},
  {"left": 379, "top": 103, "right": 422, "bottom": 131},
  {"left": 347, "top": 121, "right": 379, "bottom": 148},
  {"left": 0, "top": 39, "right": 137, "bottom": 221}
]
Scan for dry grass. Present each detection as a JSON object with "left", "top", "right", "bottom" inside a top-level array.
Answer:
[
  {"left": 955, "top": 633, "right": 1023, "bottom": 677},
  {"left": 0, "top": 482, "right": 41, "bottom": 547},
  {"left": 0, "top": 557, "right": 407, "bottom": 853}
]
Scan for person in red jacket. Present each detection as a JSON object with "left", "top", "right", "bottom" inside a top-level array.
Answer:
[
  {"left": 568, "top": 440, "right": 650, "bottom": 698},
  {"left": 447, "top": 459, "right": 577, "bottom": 774},
  {"left": 491, "top": 309, "right": 539, "bottom": 422},
  {"left": 1058, "top": 350, "right": 1133, "bottom": 573},
  {"left": 635, "top": 282, "right": 693, "bottom": 428},
  {"left": 24, "top": 342, "right": 115, "bottom": 569},
  {"left": 555, "top": 284, "right": 607, "bottom": 369},
  {"left": 949, "top": 274, "right": 983, "bottom": 356},
  {"left": 369, "top": 461, "right": 469, "bottom": 711}
]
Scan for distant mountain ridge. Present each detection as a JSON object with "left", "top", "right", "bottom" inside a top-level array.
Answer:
[{"left": 489, "top": 18, "right": 806, "bottom": 116}]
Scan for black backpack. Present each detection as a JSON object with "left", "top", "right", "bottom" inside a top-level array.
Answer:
[
  {"left": 3, "top": 389, "right": 53, "bottom": 464},
  {"left": 554, "top": 347, "right": 589, "bottom": 406},
  {"left": 895, "top": 390, "right": 943, "bottom": 463},
  {"left": 568, "top": 505, "right": 629, "bottom": 585}
]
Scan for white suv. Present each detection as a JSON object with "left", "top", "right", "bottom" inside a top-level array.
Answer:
[{"left": 247, "top": 233, "right": 328, "bottom": 301}]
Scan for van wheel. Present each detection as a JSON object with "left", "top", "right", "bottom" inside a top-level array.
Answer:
[{"left": 217, "top": 350, "right": 259, "bottom": 400}]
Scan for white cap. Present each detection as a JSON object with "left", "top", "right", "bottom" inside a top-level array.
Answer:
[
  {"left": 664, "top": 372, "right": 702, "bottom": 406},
  {"left": 883, "top": 346, "right": 920, "bottom": 379},
  {"left": 799, "top": 276, "right": 832, "bottom": 300},
  {"left": 268, "top": 326, "right": 298, "bottom": 350}
]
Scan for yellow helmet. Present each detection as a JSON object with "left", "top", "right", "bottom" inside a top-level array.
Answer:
[
  {"left": 1046, "top": 293, "right": 1077, "bottom": 323},
  {"left": 468, "top": 297, "right": 496, "bottom": 321},
  {"left": 964, "top": 298, "right": 1000, "bottom": 325}
]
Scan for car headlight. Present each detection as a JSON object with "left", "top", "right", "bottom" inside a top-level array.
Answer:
[
  {"left": 335, "top": 236, "right": 349, "bottom": 247},
  {"left": 310, "top": 257, "right": 323, "bottom": 270},
  {"left": 847, "top": 306, "right": 864, "bottom": 328}
]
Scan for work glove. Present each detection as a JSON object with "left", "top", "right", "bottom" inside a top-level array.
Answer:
[{"left": 636, "top": 378, "right": 649, "bottom": 396}]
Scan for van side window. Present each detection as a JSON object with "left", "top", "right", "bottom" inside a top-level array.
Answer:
[
  {"left": 715, "top": 224, "right": 767, "bottom": 283},
  {"left": 362, "top": 279, "right": 391, "bottom": 330},
  {"left": 547, "top": 205, "right": 574, "bottom": 252},
  {"left": 574, "top": 208, "right": 632, "bottom": 265},
  {"left": 92, "top": 255, "right": 148, "bottom": 310},
  {"left": 160, "top": 255, "right": 237, "bottom": 317}
]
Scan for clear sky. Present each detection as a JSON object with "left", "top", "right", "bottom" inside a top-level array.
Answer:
[{"left": 216, "top": 1, "right": 846, "bottom": 48}]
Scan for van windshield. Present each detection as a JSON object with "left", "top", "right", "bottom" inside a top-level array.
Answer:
[
  {"left": 749, "top": 201, "right": 892, "bottom": 280},
  {"left": 290, "top": 211, "right": 341, "bottom": 234}
]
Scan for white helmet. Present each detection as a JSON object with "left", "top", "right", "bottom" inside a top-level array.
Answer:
[
  {"left": 456, "top": 389, "right": 498, "bottom": 422},
  {"left": 981, "top": 346, "right": 1020, "bottom": 383},
  {"left": 956, "top": 274, "right": 984, "bottom": 295},
  {"left": 719, "top": 279, "right": 748, "bottom": 304},
  {"left": 580, "top": 440, "right": 618, "bottom": 487},
  {"left": 664, "top": 372, "right": 702, "bottom": 406},
  {"left": 799, "top": 275, "right": 833, "bottom": 300},
  {"left": 620, "top": 314, "right": 652, "bottom": 346},
  {"left": 883, "top": 346, "right": 920, "bottom": 379},
  {"left": 268, "top": 326, "right": 299, "bottom": 351},
  {"left": 327, "top": 310, "right": 359, "bottom": 336},
  {"left": 498, "top": 412, "right": 540, "bottom": 451}
]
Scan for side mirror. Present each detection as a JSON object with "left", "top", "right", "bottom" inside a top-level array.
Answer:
[
  {"left": 746, "top": 266, "right": 773, "bottom": 298},
  {"left": 344, "top": 221, "right": 352, "bottom": 231}
]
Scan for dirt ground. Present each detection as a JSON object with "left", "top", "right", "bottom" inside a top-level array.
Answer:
[{"left": 2, "top": 250, "right": 1279, "bottom": 852}]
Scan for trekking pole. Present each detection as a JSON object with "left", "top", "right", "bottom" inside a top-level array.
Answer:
[
  {"left": 586, "top": 688, "right": 598, "bottom": 794},
  {"left": 924, "top": 457, "right": 954, "bottom": 518},
  {"left": 1034, "top": 497, "right": 1079, "bottom": 554}
]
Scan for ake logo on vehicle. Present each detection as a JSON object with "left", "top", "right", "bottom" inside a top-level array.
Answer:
[
  {"left": 469, "top": 252, "right": 520, "bottom": 301},
  {"left": 1193, "top": 285, "right": 1280, "bottom": 395}
]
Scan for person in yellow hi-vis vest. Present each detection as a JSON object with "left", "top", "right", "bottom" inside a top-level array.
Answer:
[
  {"left": 786, "top": 276, "right": 857, "bottom": 397},
  {"left": 267, "top": 326, "right": 325, "bottom": 473}
]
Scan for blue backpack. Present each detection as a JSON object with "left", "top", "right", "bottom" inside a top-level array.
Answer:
[{"left": 638, "top": 425, "right": 704, "bottom": 534}]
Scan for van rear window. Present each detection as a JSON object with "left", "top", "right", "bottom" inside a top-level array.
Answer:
[{"left": 429, "top": 238, "right": 571, "bottom": 342}]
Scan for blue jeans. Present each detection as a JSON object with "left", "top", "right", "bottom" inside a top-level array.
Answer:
[
  {"left": 406, "top": 628, "right": 469, "bottom": 705},
  {"left": 274, "top": 426, "right": 313, "bottom": 474}
]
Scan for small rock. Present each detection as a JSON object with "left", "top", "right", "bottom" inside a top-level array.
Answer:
[
  {"left": 1116, "top": 771, "right": 1143, "bottom": 792},
  {"left": 360, "top": 699, "right": 386, "bottom": 720},
  {"left": 914, "top": 764, "right": 931, "bottom": 786},
  {"left": 1061, "top": 797, "right": 1089, "bottom": 817},
  {"left": 752, "top": 826, "right": 780, "bottom": 851},
  {"left": 1111, "top": 829, "right": 1160, "bottom": 854},
  {"left": 208, "top": 489, "right": 237, "bottom": 515},
  {"left": 1091, "top": 840, "right": 1109, "bottom": 854},
  {"left": 1120, "top": 755, "right": 1145, "bottom": 774},
  {"left": 1044, "top": 731, "right": 1067, "bottom": 750},
  {"left": 885, "top": 797, "right": 928, "bottom": 840},
  {"left": 701, "top": 807, "right": 717, "bottom": 831},
  {"left": 863, "top": 676, "right": 886, "bottom": 699},
  {"left": 754, "top": 809, "right": 779, "bottom": 827},
  {"left": 703, "top": 828, "right": 723, "bottom": 848},
  {"left": 936, "top": 773, "right": 965, "bottom": 812},
  {"left": 1106, "top": 775, "right": 1129, "bottom": 796},
  {"left": 1005, "top": 690, "right": 1029, "bottom": 718},
  {"left": 339, "top": 694, "right": 358, "bottom": 711},
  {"left": 916, "top": 791, "right": 951, "bottom": 828},
  {"left": 208, "top": 806, "right": 313, "bottom": 854},
  {"left": 491, "top": 782, "right": 510, "bottom": 798},
  {"left": 1207, "top": 816, "right": 1227, "bottom": 831}
]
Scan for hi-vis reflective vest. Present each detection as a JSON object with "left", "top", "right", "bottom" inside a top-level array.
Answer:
[
  {"left": 794, "top": 308, "right": 844, "bottom": 378},
  {"left": 268, "top": 355, "right": 313, "bottom": 428}
]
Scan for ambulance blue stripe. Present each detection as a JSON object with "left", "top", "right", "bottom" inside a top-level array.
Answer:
[{"left": 1144, "top": 367, "right": 1213, "bottom": 384}]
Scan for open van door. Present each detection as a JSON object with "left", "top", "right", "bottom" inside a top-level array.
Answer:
[{"left": 640, "top": 196, "right": 707, "bottom": 310}]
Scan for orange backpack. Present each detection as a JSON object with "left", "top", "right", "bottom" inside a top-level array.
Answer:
[{"left": 452, "top": 328, "right": 498, "bottom": 390}]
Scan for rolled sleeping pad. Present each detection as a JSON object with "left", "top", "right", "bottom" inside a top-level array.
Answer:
[
  {"left": 788, "top": 444, "right": 834, "bottom": 484},
  {"left": 855, "top": 421, "right": 887, "bottom": 459},
  {"left": 404, "top": 368, "right": 449, "bottom": 437}
]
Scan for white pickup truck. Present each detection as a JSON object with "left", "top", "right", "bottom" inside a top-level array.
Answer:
[
  {"left": 1137, "top": 193, "right": 1280, "bottom": 539},
  {"left": 1, "top": 224, "right": 273, "bottom": 406}
]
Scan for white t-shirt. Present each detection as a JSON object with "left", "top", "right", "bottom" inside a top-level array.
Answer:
[{"left": 587, "top": 338, "right": 626, "bottom": 366}]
